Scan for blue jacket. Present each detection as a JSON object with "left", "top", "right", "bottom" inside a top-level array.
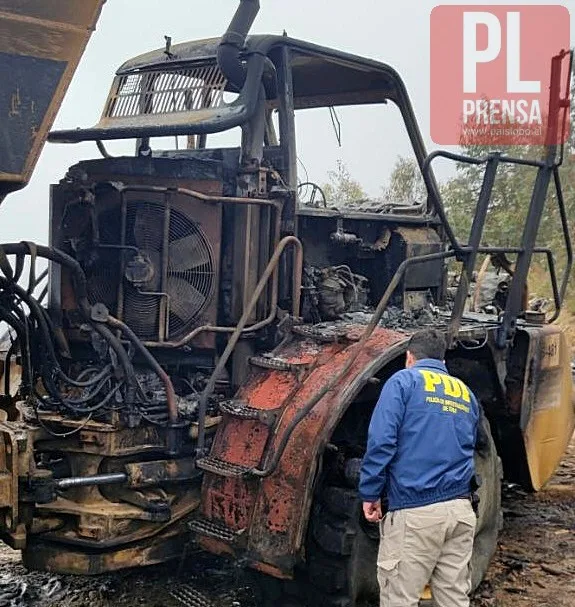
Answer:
[{"left": 359, "top": 358, "right": 479, "bottom": 511}]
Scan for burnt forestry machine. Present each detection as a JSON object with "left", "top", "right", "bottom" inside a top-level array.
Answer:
[{"left": 0, "top": 1, "right": 574, "bottom": 605}]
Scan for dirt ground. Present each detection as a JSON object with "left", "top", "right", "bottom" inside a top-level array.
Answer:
[
  {"left": 470, "top": 432, "right": 575, "bottom": 607},
  {"left": 1, "top": 434, "right": 574, "bottom": 607}
]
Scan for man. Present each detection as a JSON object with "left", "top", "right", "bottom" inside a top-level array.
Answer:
[{"left": 359, "top": 329, "right": 481, "bottom": 607}]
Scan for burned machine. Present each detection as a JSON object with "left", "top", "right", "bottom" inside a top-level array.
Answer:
[{"left": 0, "top": 2, "right": 573, "bottom": 605}]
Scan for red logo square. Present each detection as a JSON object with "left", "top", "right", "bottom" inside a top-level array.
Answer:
[{"left": 430, "top": 5, "right": 571, "bottom": 146}]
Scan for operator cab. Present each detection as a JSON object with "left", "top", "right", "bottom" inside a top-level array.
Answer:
[
  {"left": 47, "top": 35, "right": 446, "bottom": 378},
  {"left": 50, "top": 34, "right": 435, "bottom": 214}
]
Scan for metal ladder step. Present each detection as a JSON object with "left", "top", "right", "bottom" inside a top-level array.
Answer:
[
  {"left": 170, "top": 583, "right": 215, "bottom": 607},
  {"left": 292, "top": 324, "right": 360, "bottom": 343},
  {"left": 292, "top": 324, "right": 342, "bottom": 343},
  {"left": 188, "top": 517, "right": 239, "bottom": 543},
  {"left": 249, "top": 355, "right": 309, "bottom": 372},
  {"left": 218, "top": 399, "right": 261, "bottom": 420},
  {"left": 196, "top": 456, "right": 251, "bottom": 478},
  {"left": 218, "top": 399, "right": 278, "bottom": 426}
]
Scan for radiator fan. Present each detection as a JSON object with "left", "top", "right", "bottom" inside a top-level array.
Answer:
[{"left": 87, "top": 200, "right": 215, "bottom": 341}]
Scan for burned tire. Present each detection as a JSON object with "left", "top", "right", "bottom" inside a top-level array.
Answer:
[
  {"left": 303, "top": 479, "right": 378, "bottom": 606},
  {"left": 469, "top": 414, "right": 504, "bottom": 590},
  {"left": 299, "top": 415, "right": 502, "bottom": 607}
]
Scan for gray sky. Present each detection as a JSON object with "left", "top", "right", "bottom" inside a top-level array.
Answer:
[{"left": 1, "top": 0, "right": 573, "bottom": 244}]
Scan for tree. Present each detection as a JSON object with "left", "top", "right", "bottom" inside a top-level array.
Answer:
[
  {"left": 443, "top": 63, "right": 575, "bottom": 258},
  {"left": 381, "top": 156, "right": 426, "bottom": 204},
  {"left": 321, "top": 160, "right": 367, "bottom": 207},
  {"left": 441, "top": 135, "right": 575, "bottom": 312}
]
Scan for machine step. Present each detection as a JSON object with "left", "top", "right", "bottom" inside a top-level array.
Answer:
[
  {"left": 218, "top": 399, "right": 261, "bottom": 420},
  {"left": 292, "top": 324, "right": 342, "bottom": 343},
  {"left": 218, "top": 399, "right": 279, "bottom": 426},
  {"left": 292, "top": 324, "right": 360, "bottom": 343},
  {"left": 196, "top": 456, "right": 251, "bottom": 478},
  {"left": 188, "top": 518, "right": 239, "bottom": 543},
  {"left": 249, "top": 355, "right": 309, "bottom": 372},
  {"left": 170, "top": 583, "right": 216, "bottom": 607}
]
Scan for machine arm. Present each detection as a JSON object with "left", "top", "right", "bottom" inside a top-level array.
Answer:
[{"left": 0, "top": 0, "right": 107, "bottom": 202}]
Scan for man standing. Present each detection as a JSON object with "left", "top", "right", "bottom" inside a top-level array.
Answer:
[{"left": 359, "top": 329, "right": 481, "bottom": 607}]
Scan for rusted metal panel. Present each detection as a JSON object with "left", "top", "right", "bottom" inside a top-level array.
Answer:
[
  {"left": 0, "top": 0, "right": 107, "bottom": 199},
  {"left": 0, "top": 418, "right": 38, "bottom": 548},
  {"left": 393, "top": 226, "right": 443, "bottom": 290},
  {"left": 124, "top": 457, "right": 201, "bottom": 488},
  {"left": 200, "top": 326, "right": 408, "bottom": 575}
]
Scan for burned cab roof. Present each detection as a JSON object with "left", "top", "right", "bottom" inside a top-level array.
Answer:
[
  {"left": 116, "top": 35, "right": 404, "bottom": 107},
  {"left": 49, "top": 34, "right": 411, "bottom": 143}
]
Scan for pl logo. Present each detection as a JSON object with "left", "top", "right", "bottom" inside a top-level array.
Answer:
[{"left": 430, "top": 5, "right": 570, "bottom": 145}]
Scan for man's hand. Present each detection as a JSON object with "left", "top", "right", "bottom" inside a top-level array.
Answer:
[{"left": 363, "top": 500, "right": 383, "bottom": 523}]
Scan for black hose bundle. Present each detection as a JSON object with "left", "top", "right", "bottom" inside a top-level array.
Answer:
[
  {"left": 0, "top": 273, "right": 119, "bottom": 418},
  {"left": 0, "top": 242, "right": 180, "bottom": 432},
  {"left": 0, "top": 242, "right": 173, "bottom": 428}
]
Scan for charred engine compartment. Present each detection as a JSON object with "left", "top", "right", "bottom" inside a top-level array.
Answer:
[
  {"left": 298, "top": 209, "right": 445, "bottom": 322},
  {"left": 47, "top": 153, "right": 445, "bottom": 422},
  {"left": 0, "top": 150, "right": 294, "bottom": 572}
]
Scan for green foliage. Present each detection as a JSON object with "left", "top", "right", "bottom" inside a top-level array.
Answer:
[
  {"left": 441, "top": 140, "right": 575, "bottom": 306},
  {"left": 438, "top": 65, "right": 575, "bottom": 312},
  {"left": 322, "top": 160, "right": 367, "bottom": 207},
  {"left": 381, "top": 156, "right": 426, "bottom": 203},
  {"left": 324, "top": 133, "right": 574, "bottom": 312}
]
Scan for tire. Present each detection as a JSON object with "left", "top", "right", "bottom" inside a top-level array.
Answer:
[
  {"left": 469, "top": 414, "right": 504, "bottom": 590},
  {"left": 304, "top": 483, "right": 378, "bottom": 606},
  {"left": 299, "top": 415, "right": 502, "bottom": 607}
]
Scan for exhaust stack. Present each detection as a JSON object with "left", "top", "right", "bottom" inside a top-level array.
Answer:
[{"left": 217, "top": 0, "right": 260, "bottom": 88}]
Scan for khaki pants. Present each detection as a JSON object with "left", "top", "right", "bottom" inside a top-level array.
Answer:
[{"left": 377, "top": 498, "right": 476, "bottom": 607}]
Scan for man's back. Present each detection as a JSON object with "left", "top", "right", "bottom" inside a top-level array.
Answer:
[
  {"left": 386, "top": 358, "right": 478, "bottom": 510},
  {"left": 359, "top": 358, "right": 479, "bottom": 511},
  {"left": 360, "top": 329, "right": 481, "bottom": 607}
]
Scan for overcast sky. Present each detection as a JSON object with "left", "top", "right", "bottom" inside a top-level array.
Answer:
[{"left": 1, "top": 0, "right": 573, "bottom": 244}]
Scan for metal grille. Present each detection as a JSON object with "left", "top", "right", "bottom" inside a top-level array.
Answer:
[
  {"left": 88, "top": 200, "right": 216, "bottom": 342},
  {"left": 105, "top": 64, "right": 230, "bottom": 119}
]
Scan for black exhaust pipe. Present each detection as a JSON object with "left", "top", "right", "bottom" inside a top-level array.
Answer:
[{"left": 217, "top": 0, "right": 260, "bottom": 89}]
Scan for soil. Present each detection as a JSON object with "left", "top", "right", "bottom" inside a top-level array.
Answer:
[
  {"left": 1, "top": 434, "right": 574, "bottom": 607},
  {"left": 470, "top": 432, "right": 575, "bottom": 607}
]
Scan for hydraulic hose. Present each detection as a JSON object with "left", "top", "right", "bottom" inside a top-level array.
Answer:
[
  {"left": 105, "top": 316, "right": 178, "bottom": 424},
  {"left": 0, "top": 244, "right": 137, "bottom": 399}
]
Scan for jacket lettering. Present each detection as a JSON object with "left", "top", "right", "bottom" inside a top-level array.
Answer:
[{"left": 419, "top": 370, "right": 471, "bottom": 403}]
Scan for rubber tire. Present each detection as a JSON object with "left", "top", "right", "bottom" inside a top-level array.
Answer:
[
  {"left": 469, "top": 415, "right": 504, "bottom": 590},
  {"left": 304, "top": 484, "right": 376, "bottom": 606},
  {"left": 301, "top": 416, "right": 502, "bottom": 607}
]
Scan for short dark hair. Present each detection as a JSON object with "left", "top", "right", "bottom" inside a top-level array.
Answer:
[{"left": 407, "top": 329, "right": 446, "bottom": 361}]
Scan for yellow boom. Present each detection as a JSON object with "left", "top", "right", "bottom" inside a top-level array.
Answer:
[{"left": 0, "top": 0, "right": 107, "bottom": 202}]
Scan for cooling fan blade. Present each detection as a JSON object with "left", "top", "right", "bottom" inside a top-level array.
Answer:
[
  {"left": 107, "top": 200, "right": 217, "bottom": 340},
  {"left": 133, "top": 205, "right": 164, "bottom": 251},
  {"left": 167, "top": 276, "right": 207, "bottom": 322},
  {"left": 124, "top": 285, "right": 160, "bottom": 340},
  {"left": 168, "top": 233, "right": 211, "bottom": 272},
  {"left": 86, "top": 265, "right": 118, "bottom": 309}
]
